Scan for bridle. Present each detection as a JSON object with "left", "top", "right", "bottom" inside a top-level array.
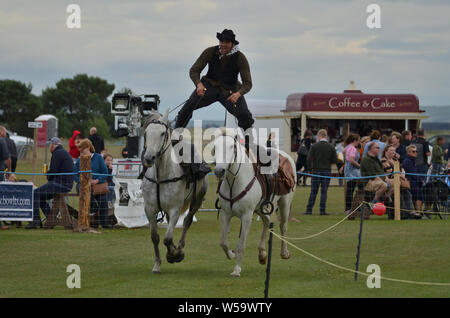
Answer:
[
  {"left": 216, "top": 134, "right": 257, "bottom": 209},
  {"left": 144, "top": 119, "right": 186, "bottom": 215},
  {"left": 146, "top": 119, "right": 172, "bottom": 160}
]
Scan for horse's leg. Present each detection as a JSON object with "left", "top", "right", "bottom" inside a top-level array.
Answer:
[
  {"left": 231, "top": 211, "right": 253, "bottom": 277},
  {"left": 178, "top": 181, "right": 204, "bottom": 250},
  {"left": 148, "top": 212, "right": 162, "bottom": 274},
  {"left": 256, "top": 211, "right": 271, "bottom": 265},
  {"left": 220, "top": 210, "right": 235, "bottom": 260},
  {"left": 163, "top": 210, "right": 181, "bottom": 263},
  {"left": 278, "top": 195, "right": 292, "bottom": 259}
]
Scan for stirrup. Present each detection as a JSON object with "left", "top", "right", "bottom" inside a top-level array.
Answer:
[{"left": 260, "top": 200, "right": 274, "bottom": 215}]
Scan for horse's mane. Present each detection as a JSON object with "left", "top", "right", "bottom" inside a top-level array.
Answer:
[{"left": 143, "top": 111, "right": 171, "bottom": 130}]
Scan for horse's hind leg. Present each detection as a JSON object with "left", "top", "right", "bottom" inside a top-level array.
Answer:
[
  {"left": 220, "top": 211, "right": 235, "bottom": 260},
  {"left": 278, "top": 195, "right": 292, "bottom": 259},
  {"left": 178, "top": 181, "right": 205, "bottom": 250}
]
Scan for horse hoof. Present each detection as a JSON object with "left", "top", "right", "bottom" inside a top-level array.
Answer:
[
  {"left": 174, "top": 252, "right": 185, "bottom": 263},
  {"left": 230, "top": 271, "right": 241, "bottom": 277},
  {"left": 152, "top": 263, "right": 161, "bottom": 274},
  {"left": 258, "top": 254, "right": 268, "bottom": 265},
  {"left": 281, "top": 250, "right": 291, "bottom": 259}
]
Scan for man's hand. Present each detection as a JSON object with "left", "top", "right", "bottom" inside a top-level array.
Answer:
[
  {"left": 91, "top": 179, "right": 99, "bottom": 185},
  {"left": 196, "top": 82, "right": 206, "bottom": 97},
  {"left": 227, "top": 92, "right": 241, "bottom": 104}
]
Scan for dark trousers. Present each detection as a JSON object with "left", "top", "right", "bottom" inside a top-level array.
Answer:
[
  {"left": 345, "top": 180, "right": 364, "bottom": 211},
  {"left": 296, "top": 155, "right": 308, "bottom": 185},
  {"left": 416, "top": 164, "right": 428, "bottom": 184},
  {"left": 175, "top": 81, "right": 254, "bottom": 131},
  {"left": 306, "top": 171, "right": 331, "bottom": 213},
  {"left": 91, "top": 193, "right": 109, "bottom": 227},
  {"left": 32, "top": 182, "right": 72, "bottom": 223}
]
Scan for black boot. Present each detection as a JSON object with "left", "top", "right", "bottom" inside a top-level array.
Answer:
[{"left": 25, "top": 221, "right": 42, "bottom": 229}]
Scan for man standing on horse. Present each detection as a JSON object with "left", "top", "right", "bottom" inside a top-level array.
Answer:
[{"left": 174, "top": 29, "right": 255, "bottom": 133}]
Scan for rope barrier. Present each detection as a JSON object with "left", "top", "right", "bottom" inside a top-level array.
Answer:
[
  {"left": 277, "top": 203, "right": 364, "bottom": 240},
  {"left": 269, "top": 230, "right": 450, "bottom": 287}
]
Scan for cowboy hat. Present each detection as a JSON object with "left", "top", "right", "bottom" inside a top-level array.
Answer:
[{"left": 216, "top": 29, "right": 239, "bottom": 45}]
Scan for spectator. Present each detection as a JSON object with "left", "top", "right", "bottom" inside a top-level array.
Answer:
[
  {"left": 304, "top": 129, "right": 337, "bottom": 215},
  {"left": 26, "top": 137, "right": 74, "bottom": 229},
  {"left": 431, "top": 136, "right": 448, "bottom": 175},
  {"left": 335, "top": 136, "right": 345, "bottom": 186},
  {"left": 0, "top": 125, "right": 15, "bottom": 182},
  {"left": 2, "top": 132, "right": 18, "bottom": 173},
  {"left": 343, "top": 133, "right": 362, "bottom": 214},
  {"left": 401, "top": 130, "right": 412, "bottom": 147},
  {"left": 402, "top": 145, "right": 424, "bottom": 213},
  {"left": 68, "top": 130, "right": 82, "bottom": 160},
  {"left": 360, "top": 142, "right": 391, "bottom": 204},
  {"left": 445, "top": 143, "right": 450, "bottom": 162},
  {"left": 296, "top": 129, "right": 314, "bottom": 186},
  {"left": 74, "top": 139, "right": 112, "bottom": 229},
  {"left": 88, "top": 127, "right": 105, "bottom": 154},
  {"left": 363, "top": 130, "right": 386, "bottom": 159},
  {"left": 382, "top": 145, "right": 418, "bottom": 218},
  {"left": 412, "top": 128, "right": 431, "bottom": 185},
  {"left": 389, "top": 131, "right": 406, "bottom": 163},
  {"left": 359, "top": 136, "right": 370, "bottom": 162},
  {"left": 104, "top": 153, "right": 116, "bottom": 206}
]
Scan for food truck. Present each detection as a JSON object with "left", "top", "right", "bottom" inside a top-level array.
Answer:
[{"left": 283, "top": 82, "right": 428, "bottom": 155}]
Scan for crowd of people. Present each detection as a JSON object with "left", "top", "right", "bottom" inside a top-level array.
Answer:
[
  {"left": 0, "top": 127, "right": 117, "bottom": 230},
  {"left": 296, "top": 127, "right": 449, "bottom": 218},
  {"left": 1, "top": 122, "right": 449, "bottom": 230}
]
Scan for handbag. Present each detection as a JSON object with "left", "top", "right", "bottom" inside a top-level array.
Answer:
[
  {"left": 297, "top": 140, "right": 308, "bottom": 156},
  {"left": 400, "top": 177, "right": 411, "bottom": 190},
  {"left": 92, "top": 182, "right": 109, "bottom": 195}
]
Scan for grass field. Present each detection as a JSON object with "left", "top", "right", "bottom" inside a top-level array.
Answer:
[{"left": 1, "top": 141, "right": 449, "bottom": 298}]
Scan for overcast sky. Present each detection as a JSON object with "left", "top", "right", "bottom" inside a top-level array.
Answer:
[{"left": 1, "top": 0, "right": 449, "bottom": 121}]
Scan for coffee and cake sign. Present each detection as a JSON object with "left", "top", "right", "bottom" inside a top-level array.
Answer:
[
  {"left": 328, "top": 97, "right": 397, "bottom": 110},
  {"left": 286, "top": 93, "right": 419, "bottom": 113}
]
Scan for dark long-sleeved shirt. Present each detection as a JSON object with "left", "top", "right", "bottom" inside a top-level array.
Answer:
[
  {"left": 307, "top": 140, "right": 337, "bottom": 172},
  {"left": 360, "top": 153, "right": 385, "bottom": 184},
  {"left": 189, "top": 46, "right": 252, "bottom": 96},
  {"left": 47, "top": 145, "right": 74, "bottom": 189}
]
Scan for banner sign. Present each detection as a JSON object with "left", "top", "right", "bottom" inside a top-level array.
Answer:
[
  {"left": 112, "top": 159, "right": 143, "bottom": 178},
  {"left": 0, "top": 182, "right": 34, "bottom": 221},
  {"left": 286, "top": 93, "right": 420, "bottom": 113}
]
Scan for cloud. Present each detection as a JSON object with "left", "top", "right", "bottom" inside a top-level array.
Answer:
[{"left": 1, "top": 0, "right": 450, "bottom": 120}]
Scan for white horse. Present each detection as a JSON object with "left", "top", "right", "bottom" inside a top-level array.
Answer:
[
  {"left": 212, "top": 128, "right": 296, "bottom": 277},
  {"left": 141, "top": 110, "right": 208, "bottom": 274}
]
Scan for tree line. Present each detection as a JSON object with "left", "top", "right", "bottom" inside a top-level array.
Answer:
[{"left": 0, "top": 74, "right": 117, "bottom": 139}]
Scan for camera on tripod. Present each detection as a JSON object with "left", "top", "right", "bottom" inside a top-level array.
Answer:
[{"left": 111, "top": 93, "right": 160, "bottom": 157}]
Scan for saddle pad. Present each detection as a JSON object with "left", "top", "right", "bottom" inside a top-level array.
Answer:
[{"left": 256, "top": 154, "right": 295, "bottom": 199}]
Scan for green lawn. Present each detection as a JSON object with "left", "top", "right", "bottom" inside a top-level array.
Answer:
[
  {"left": 1, "top": 185, "right": 449, "bottom": 298},
  {"left": 1, "top": 141, "right": 449, "bottom": 298}
]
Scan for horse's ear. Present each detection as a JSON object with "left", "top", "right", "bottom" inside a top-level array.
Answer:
[{"left": 162, "top": 108, "right": 169, "bottom": 123}]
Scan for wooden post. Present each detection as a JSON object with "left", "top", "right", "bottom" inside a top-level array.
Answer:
[
  {"left": 76, "top": 154, "right": 91, "bottom": 232},
  {"left": 393, "top": 160, "right": 401, "bottom": 221},
  {"left": 32, "top": 128, "right": 37, "bottom": 184}
]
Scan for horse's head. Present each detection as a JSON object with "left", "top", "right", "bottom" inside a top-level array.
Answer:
[
  {"left": 212, "top": 128, "right": 241, "bottom": 179},
  {"left": 143, "top": 108, "right": 171, "bottom": 167}
]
